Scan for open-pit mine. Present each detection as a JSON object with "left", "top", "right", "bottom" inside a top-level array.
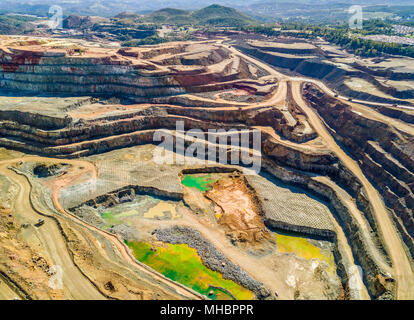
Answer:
[{"left": 0, "top": 33, "right": 413, "bottom": 301}]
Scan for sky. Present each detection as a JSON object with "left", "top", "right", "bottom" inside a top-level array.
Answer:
[{"left": 0, "top": 0, "right": 411, "bottom": 18}]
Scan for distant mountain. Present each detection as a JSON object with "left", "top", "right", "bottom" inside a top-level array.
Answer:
[
  {"left": 152, "top": 8, "right": 190, "bottom": 16},
  {"left": 0, "top": 14, "right": 38, "bottom": 35},
  {"left": 147, "top": 4, "right": 256, "bottom": 26},
  {"left": 114, "top": 12, "right": 142, "bottom": 20},
  {"left": 193, "top": 4, "right": 254, "bottom": 25},
  {"left": 149, "top": 8, "right": 195, "bottom": 24}
]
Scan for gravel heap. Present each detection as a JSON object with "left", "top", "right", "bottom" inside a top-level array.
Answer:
[
  {"left": 109, "top": 224, "right": 140, "bottom": 241},
  {"left": 154, "top": 225, "right": 271, "bottom": 299}
]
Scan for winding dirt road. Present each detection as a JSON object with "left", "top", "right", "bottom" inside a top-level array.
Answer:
[
  {"left": 0, "top": 40, "right": 412, "bottom": 300},
  {"left": 291, "top": 81, "right": 414, "bottom": 300},
  {"left": 228, "top": 41, "right": 414, "bottom": 299},
  {"left": 0, "top": 162, "right": 105, "bottom": 300},
  {"left": 0, "top": 157, "right": 203, "bottom": 300},
  {"left": 0, "top": 274, "right": 22, "bottom": 300}
]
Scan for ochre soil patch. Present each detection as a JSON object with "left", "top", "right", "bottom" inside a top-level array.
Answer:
[
  {"left": 205, "top": 173, "right": 271, "bottom": 246},
  {"left": 0, "top": 201, "right": 63, "bottom": 299}
]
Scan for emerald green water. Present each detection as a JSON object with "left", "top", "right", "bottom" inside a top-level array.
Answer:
[
  {"left": 181, "top": 174, "right": 218, "bottom": 192},
  {"left": 125, "top": 240, "right": 253, "bottom": 300}
]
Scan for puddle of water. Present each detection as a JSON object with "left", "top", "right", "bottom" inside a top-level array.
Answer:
[
  {"left": 125, "top": 240, "right": 254, "bottom": 300},
  {"left": 101, "top": 210, "right": 120, "bottom": 226},
  {"left": 181, "top": 174, "right": 218, "bottom": 192},
  {"left": 100, "top": 195, "right": 181, "bottom": 228},
  {"left": 143, "top": 202, "right": 179, "bottom": 219},
  {"left": 101, "top": 209, "right": 140, "bottom": 226},
  {"left": 274, "top": 231, "right": 336, "bottom": 273}
]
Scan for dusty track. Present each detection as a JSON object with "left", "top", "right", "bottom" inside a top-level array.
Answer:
[
  {"left": 291, "top": 77, "right": 414, "bottom": 111},
  {"left": 0, "top": 157, "right": 202, "bottom": 300},
  {"left": 0, "top": 162, "right": 105, "bottom": 299},
  {"left": 292, "top": 81, "right": 414, "bottom": 300},
  {"left": 0, "top": 274, "right": 22, "bottom": 300},
  {"left": 346, "top": 102, "right": 414, "bottom": 137},
  {"left": 229, "top": 42, "right": 414, "bottom": 299},
  {"left": 226, "top": 40, "right": 413, "bottom": 111},
  {"left": 1, "top": 40, "right": 412, "bottom": 300}
]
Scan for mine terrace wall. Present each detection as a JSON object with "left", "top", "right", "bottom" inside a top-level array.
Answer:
[
  {"left": 303, "top": 83, "right": 414, "bottom": 260},
  {"left": 376, "top": 106, "right": 414, "bottom": 125},
  {"left": 261, "top": 158, "right": 394, "bottom": 299},
  {"left": 0, "top": 109, "right": 71, "bottom": 130},
  {"left": 68, "top": 161, "right": 389, "bottom": 298},
  {"left": 235, "top": 44, "right": 413, "bottom": 103},
  {"left": 0, "top": 105, "right": 335, "bottom": 165},
  {"left": 0, "top": 105, "right": 376, "bottom": 238},
  {"left": 234, "top": 45, "right": 346, "bottom": 83},
  {"left": 0, "top": 48, "right": 240, "bottom": 98}
]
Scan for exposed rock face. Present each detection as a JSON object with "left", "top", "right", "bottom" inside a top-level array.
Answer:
[
  {"left": 70, "top": 185, "right": 183, "bottom": 209},
  {"left": 0, "top": 38, "right": 403, "bottom": 300},
  {"left": 235, "top": 41, "right": 414, "bottom": 103},
  {"left": 260, "top": 158, "right": 394, "bottom": 300},
  {"left": 0, "top": 50, "right": 181, "bottom": 97},
  {"left": 33, "top": 163, "right": 69, "bottom": 178},
  {"left": 303, "top": 83, "right": 414, "bottom": 260},
  {"left": 235, "top": 44, "right": 346, "bottom": 83},
  {"left": 0, "top": 109, "right": 74, "bottom": 130},
  {"left": 377, "top": 106, "right": 414, "bottom": 125},
  {"left": 247, "top": 173, "right": 336, "bottom": 241},
  {"left": 0, "top": 100, "right": 336, "bottom": 172},
  {"left": 0, "top": 43, "right": 258, "bottom": 99}
]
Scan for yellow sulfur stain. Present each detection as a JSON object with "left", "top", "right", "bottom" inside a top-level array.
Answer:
[
  {"left": 126, "top": 241, "right": 254, "bottom": 300},
  {"left": 274, "top": 232, "right": 336, "bottom": 273}
]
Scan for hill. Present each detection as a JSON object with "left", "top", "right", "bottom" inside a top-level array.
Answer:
[
  {"left": 0, "top": 14, "right": 37, "bottom": 35},
  {"left": 147, "top": 4, "right": 256, "bottom": 27},
  {"left": 149, "top": 8, "right": 196, "bottom": 25},
  {"left": 193, "top": 4, "right": 253, "bottom": 23}
]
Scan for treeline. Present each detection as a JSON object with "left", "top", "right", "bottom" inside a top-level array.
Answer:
[
  {"left": 123, "top": 34, "right": 192, "bottom": 47},
  {"left": 277, "top": 21, "right": 414, "bottom": 58},
  {"left": 280, "top": 19, "right": 394, "bottom": 36},
  {"left": 123, "top": 35, "right": 167, "bottom": 46},
  {"left": 0, "top": 14, "right": 37, "bottom": 35},
  {"left": 238, "top": 25, "right": 281, "bottom": 36},
  {"left": 309, "top": 25, "right": 414, "bottom": 58}
]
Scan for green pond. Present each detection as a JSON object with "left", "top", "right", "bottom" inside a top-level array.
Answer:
[
  {"left": 125, "top": 240, "right": 254, "bottom": 300},
  {"left": 99, "top": 195, "right": 181, "bottom": 229},
  {"left": 181, "top": 174, "right": 218, "bottom": 192}
]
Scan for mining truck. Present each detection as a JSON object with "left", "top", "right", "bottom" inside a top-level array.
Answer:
[{"left": 34, "top": 219, "right": 45, "bottom": 227}]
